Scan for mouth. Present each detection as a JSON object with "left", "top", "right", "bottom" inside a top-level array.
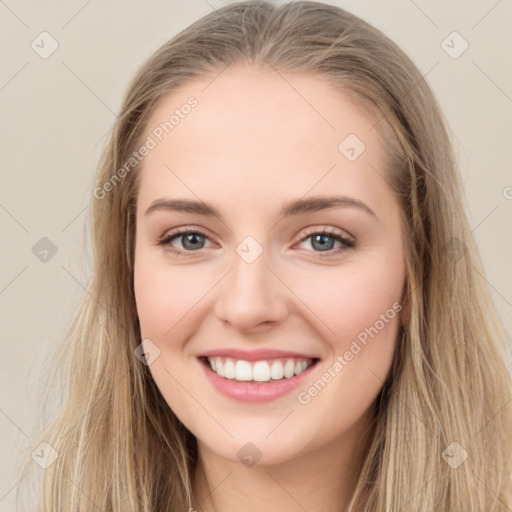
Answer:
[{"left": 199, "top": 356, "right": 320, "bottom": 384}]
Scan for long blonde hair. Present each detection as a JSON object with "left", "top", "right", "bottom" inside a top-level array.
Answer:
[{"left": 17, "top": 1, "right": 512, "bottom": 510}]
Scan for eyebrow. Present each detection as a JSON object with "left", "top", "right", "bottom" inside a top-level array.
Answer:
[{"left": 144, "top": 194, "right": 377, "bottom": 220}]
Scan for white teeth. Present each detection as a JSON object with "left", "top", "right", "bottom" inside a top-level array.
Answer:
[
  {"left": 283, "top": 359, "right": 295, "bottom": 378},
  {"left": 215, "top": 358, "right": 225, "bottom": 377},
  {"left": 252, "top": 361, "right": 270, "bottom": 382},
  {"left": 206, "top": 357, "right": 314, "bottom": 382},
  {"left": 235, "top": 360, "right": 252, "bottom": 381},
  {"left": 224, "top": 359, "right": 235, "bottom": 379},
  {"left": 270, "top": 360, "right": 284, "bottom": 379}
]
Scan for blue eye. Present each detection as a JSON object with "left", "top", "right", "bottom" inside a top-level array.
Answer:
[
  {"left": 296, "top": 227, "right": 355, "bottom": 256},
  {"left": 157, "top": 226, "right": 355, "bottom": 258},
  {"left": 158, "top": 227, "right": 212, "bottom": 254}
]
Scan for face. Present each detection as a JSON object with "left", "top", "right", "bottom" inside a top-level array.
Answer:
[{"left": 133, "top": 64, "right": 406, "bottom": 467}]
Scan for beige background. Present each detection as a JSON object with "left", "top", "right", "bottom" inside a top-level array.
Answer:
[{"left": 1, "top": 0, "right": 511, "bottom": 507}]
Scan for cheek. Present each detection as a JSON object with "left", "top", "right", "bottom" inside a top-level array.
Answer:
[
  {"left": 134, "top": 252, "right": 211, "bottom": 339},
  {"left": 133, "top": 255, "right": 210, "bottom": 416},
  {"left": 289, "top": 267, "right": 403, "bottom": 446},
  {"left": 290, "top": 256, "right": 405, "bottom": 346}
]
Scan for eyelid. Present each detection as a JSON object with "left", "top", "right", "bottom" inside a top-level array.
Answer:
[
  {"left": 158, "top": 224, "right": 355, "bottom": 257},
  {"left": 159, "top": 225, "right": 215, "bottom": 241},
  {"left": 292, "top": 226, "right": 355, "bottom": 258},
  {"left": 297, "top": 225, "right": 354, "bottom": 244},
  {"left": 157, "top": 225, "right": 217, "bottom": 250},
  {"left": 159, "top": 225, "right": 353, "bottom": 243}
]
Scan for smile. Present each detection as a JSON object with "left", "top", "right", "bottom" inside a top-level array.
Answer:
[
  {"left": 204, "top": 356, "right": 315, "bottom": 382},
  {"left": 197, "top": 353, "right": 320, "bottom": 402}
]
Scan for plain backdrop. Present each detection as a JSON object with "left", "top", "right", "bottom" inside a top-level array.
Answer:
[{"left": 1, "top": 0, "right": 511, "bottom": 508}]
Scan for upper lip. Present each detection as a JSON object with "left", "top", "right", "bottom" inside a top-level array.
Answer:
[{"left": 198, "top": 348, "right": 319, "bottom": 362}]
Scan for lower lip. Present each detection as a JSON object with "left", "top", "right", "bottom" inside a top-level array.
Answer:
[{"left": 198, "top": 358, "right": 318, "bottom": 403}]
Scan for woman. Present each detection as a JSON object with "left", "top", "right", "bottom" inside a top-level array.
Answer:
[{"left": 18, "top": 1, "right": 512, "bottom": 510}]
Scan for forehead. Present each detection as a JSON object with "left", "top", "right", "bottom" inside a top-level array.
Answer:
[{"left": 136, "top": 64, "right": 392, "bottom": 214}]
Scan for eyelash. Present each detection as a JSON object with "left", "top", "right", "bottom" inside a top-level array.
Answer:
[{"left": 157, "top": 225, "right": 356, "bottom": 259}]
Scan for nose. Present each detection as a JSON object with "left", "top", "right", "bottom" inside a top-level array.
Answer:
[{"left": 214, "top": 247, "right": 289, "bottom": 332}]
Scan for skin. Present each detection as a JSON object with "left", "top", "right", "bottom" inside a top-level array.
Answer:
[{"left": 133, "top": 64, "right": 406, "bottom": 512}]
